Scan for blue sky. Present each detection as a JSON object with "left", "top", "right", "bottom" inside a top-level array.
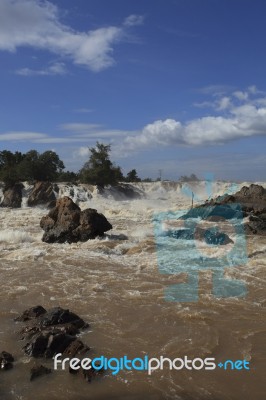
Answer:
[{"left": 0, "top": 0, "right": 266, "bottom": 181}]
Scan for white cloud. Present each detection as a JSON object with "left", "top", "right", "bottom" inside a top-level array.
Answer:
[
  {"left": 197, "top": 84, "right": 233, "bottom": 96},
  {"left": 123, "top": 15, "right": 144, "bottom": 27},
  {"left": 0, "top": 131, "right": 47, "bottom": 141},
  {"left": 216, "top": 96, "right": 231, "bottom": 111},
  {"left": 233, "top": 90, "right": 249, "bottom": 101},
  {"left": 0, "top": 0, "right": 143, "bottom": 72},
  {"left": 116, "top": 90, "right": 266, "bottom": 153},
  {"left": 60, "top": 123, "right": 102, "bottom": 133},
  {"left": 16, "top": 61, "right": 67, "bottom": 76},
  {"left": 2, "top": 87, "right": 266, "bottom": 155},
  {"left": 75, "top": 147, "right": 90, "bottom": 158}
]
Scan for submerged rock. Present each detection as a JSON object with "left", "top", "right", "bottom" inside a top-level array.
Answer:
[
  {"left": 15, "top": 305, "right": 47, "bottom": 322},
  {"left": 69, "top": 361, "right": 104, "bottom": 382},
  {"left": 168, "top": 227, "right": 233, "bottom": 245},
  {"left": 0, "top": 351, "right": 14, "bottom": 371},
  {"left": 0, "top": 183, "right": 23, "bottom": 208},
  {"left": 40, "top": 196, "right": 112, "bottom": 243},
  {"left": 180, "top": 204, "right": 243, "bottom": 220},
  {"left": 30, "top": 365, "right": 52, "bottom": 381},
  {"left": 28, "top": 181, "right": 56, "bottom": 208}
]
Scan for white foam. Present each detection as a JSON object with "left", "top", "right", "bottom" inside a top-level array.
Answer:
[{"left": 0, "top": 229, "right": 34, "bottom": 243}]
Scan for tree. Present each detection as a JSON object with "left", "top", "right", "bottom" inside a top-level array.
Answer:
[
  {"left": 0, "top": 150, "right": 25, "bottom": 187},
  {"left": 79, "top": 142, "right": 123, "bottom": 186},
  {"left": 37, "top": 151, "right": 65, "bottom": 181},
  {"left": 0, "top": 149, "right": 65, "bottom": 185},
  {"left": 142, "top": 177, "right": 153, "bottom": 182},
  {"left": 179, "top": 173, "right": 200, "bottom": 182},
  {"left": 19, "top": 150, "right": 40, "bottom": 181},
  {"left": 126, "top": 169, "right": 141, "bottom": 182},
  {"left": 56, "top": 170, "right": 78, "bottom": 182}
]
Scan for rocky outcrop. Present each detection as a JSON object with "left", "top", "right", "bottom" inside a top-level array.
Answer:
[
  {"left": 0, "top": 183, "right": 23, "bottom": 208},
  {"left": 40, "top": 196, "right": 112, "bottom": 243},
  {"left": 179, "top": 184, "right": 266, "bottom": 235},
  {"left": 113, "top": 183, "right": 143, "bottom": 199},
  {"left": 205, "top": 184, "right": 266, "bottom": 216},
  {"left": 28, "top": 181, "right": 56, "bottom": 208}
]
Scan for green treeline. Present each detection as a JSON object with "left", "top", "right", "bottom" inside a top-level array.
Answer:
[
  {"left": 0, "top": 143, "right": 143, "bottom": 188},
  {"left": 0, "top": 142, "right": 199, "bottom": 187}
]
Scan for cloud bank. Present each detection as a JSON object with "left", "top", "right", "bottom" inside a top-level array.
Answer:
[
  {"left": 1, "top": 87, "right": 266, "bottom": 157},
  {"left": 0, "top": 0, "right": 143, "bottom": 72},
  {"left": 118, "top": 87, "right": 266, "bottom": 153}
]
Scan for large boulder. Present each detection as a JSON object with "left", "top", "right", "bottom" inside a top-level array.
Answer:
[
  {"left": 0, "top": 183, "right": 23, "bottom": 208},
  {"left": 28, "top": 181, "right": 56, "bottom": 208},
  {"left": 40, "top": 196, "right": 112, "bottom": 243}
]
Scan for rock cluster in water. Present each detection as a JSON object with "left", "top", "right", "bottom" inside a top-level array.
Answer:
[
  {"left": 17, "top": 306, "right": 89, "bottom": 358},
  {"left": 40, "top": 196, "right": 112, "bottom": 243},
  {"left": 15, "top": 305, "right": 103, "bottom": 382}
]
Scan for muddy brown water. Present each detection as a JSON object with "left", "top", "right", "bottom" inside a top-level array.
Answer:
[{"left": 0, "top": 196, "right": 265, "bottom": 400}]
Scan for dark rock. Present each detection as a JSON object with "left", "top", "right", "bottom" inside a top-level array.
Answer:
[
  {"left": 180, "top": 184, "right": 266, "bottom": 236},
  {"left": 23, "top": 333, "right": 50, "bottom": 357},
  {"left": 18, "top": 306, "right": 89, "bottom": 359},
  {"left": 30, "top": 365, "right": 51, "bottom": 381},
  {"left": 113, "top": 183, "right": 143, "bottom": 199},
  {"left": 168, "top": 227, "right": 233, "bottom": 245},
  {"left": 23, "top": 331, "right": 76, "bottom": 358},
  {"left": 0, "top": 351, "right": 14, "bottom": 362},
  {"left": 181, "top": 204, "right": 243, "bottom": 220},
  {"left": 28, "top": 181, "right": 56, "bottom": 207},
  {"left": 69, "top": 361, "right": 104, "bottom": 382},
  {"left": 245, "top": 214, "right": 266, "bottom": 235},
  {"left": 40, "top": 196, "right": 112, "bottom": 243},
  {"left": 38, "top": 307, "right": 88, "bottom": 330},
  {"left": 203, "top": 184, "right": 266, "bottom": 217},
  {"left": 0, "top": 351, "right": 14, "bottom": 371},
  {"left": 15, "top": 306, "right": 47, "bottom": 322},
  {"left": 63, "top": 339, "right": 90, "bottom": 358},
  {"left": 15, "top": 305, "right": 100, "bottom": 385},
  {"left": 0, "top": 183, "right": 23, "bottom": 208},
  {"left": 81, "top": 366, "right": 104, "bottom": 383}
]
